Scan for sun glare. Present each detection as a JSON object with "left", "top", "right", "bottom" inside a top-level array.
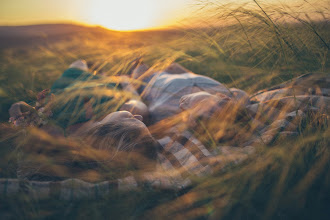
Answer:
[{"left": 87, "top": 0, "right": 162, "bottom": 31}]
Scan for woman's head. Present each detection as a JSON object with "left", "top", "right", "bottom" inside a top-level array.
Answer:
[{"left": 85, "top": 111, "right": 158, "bottom": 170}]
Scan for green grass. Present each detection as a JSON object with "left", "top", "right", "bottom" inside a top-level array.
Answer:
[{"left": 0, "top": 0, "right": 329, "bottom": 219}]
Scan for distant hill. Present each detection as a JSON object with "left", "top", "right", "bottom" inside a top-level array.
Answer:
[
  {"left": 0, "top": 23, "right": 112, "bottom": 36},
  {"left": 0, "top": 24, "right": 116, "bottom": 48},
  {"left": 0, "top": 23, "right": 184, "bottom": 49}
]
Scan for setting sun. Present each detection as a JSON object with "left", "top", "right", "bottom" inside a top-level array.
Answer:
[{"left": 87, "top": 0, "right": 173, "bottom": 31}]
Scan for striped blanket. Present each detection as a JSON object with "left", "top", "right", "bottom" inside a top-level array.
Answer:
[{"left": 0, "top": 129, "right": 254, "bottom": 200}]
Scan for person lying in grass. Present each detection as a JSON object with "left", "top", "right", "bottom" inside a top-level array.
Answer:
[
  {"left": 8, "top": 60, "right": 159, "bottom": 180},
  {"left": 126, "top": 61, "right": 254, "bottom": 145},
  {"left": 127, "top": 61, "right": 329, "bottom": 147},
  {"left": 9, "top": 60, "right": 149, "bottom": 134}
]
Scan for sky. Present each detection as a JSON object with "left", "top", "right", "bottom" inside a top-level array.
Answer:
[
  {"left": 0, "top": 0, "right": 197, "bottom": 30},
  {"left": 0, "top": 0, "right": 325, "bottom": 31}
]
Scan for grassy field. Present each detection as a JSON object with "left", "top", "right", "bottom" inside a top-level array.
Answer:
[{"left": 0, "top": 0, "right": 329, "bottom": 219}]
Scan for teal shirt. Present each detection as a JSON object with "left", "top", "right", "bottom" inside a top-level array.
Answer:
[
  {"left": 50, "top": 68, "right": 122, "bottom": 128},
  {"left": 51, "top": 68, "right": 100, "bottom": 93}
]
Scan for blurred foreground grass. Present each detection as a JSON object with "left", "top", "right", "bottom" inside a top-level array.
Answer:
[{"left": 0, "top": 0, "right": 329, "bottom": 219}]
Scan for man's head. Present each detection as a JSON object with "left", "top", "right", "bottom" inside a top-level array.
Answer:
[{"left": 85, "top": 111, "right": 158, "bottom": 170}]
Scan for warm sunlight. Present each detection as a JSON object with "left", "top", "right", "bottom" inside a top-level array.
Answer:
[
  {"left": 0, "top": 0, "right": 329, "bottom": 219},
  {"left": 87, "top": 0, "right": 163, "bottom": 31},
  {"left": 0, "top": 0, "right": 191, "bottom": 30}
]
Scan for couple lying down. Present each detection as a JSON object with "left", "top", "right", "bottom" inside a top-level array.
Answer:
[
  {"left": 9, "top": 59, "right": 251, "bottom": 181},
  {"left": 8, "top": 59, "right": 330, "bottom": 189}
]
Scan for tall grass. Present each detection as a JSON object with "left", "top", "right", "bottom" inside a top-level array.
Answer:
[{"left": 0, "top": 0, "right": 329, "bottom": 219}]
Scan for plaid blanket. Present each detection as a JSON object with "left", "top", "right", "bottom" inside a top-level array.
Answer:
[{"left": 0, "top": 131, "right": 255, "bottom": 200}]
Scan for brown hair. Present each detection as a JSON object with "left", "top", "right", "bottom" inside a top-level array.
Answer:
[{"left": 84, "top": 119, "right": 159, "bottom": 171}]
